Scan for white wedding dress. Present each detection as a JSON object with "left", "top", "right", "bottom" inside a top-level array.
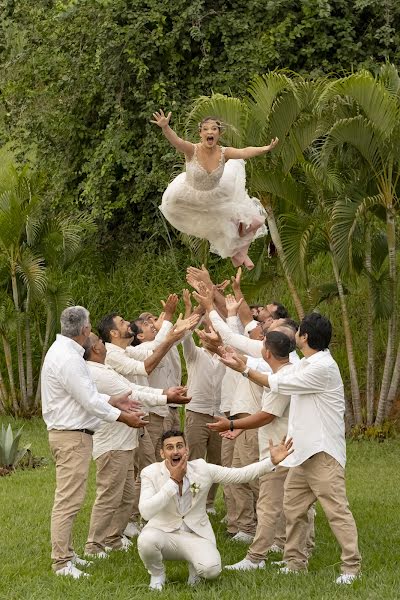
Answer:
[{"left": 159, "top": 145, "right": 268, "bottom": 263}]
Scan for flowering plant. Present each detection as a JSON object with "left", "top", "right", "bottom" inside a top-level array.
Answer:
[{"left": 190, "top": 482, "right": 201, "bottom": 496}]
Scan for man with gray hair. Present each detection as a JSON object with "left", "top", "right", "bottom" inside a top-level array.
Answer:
[{"left": 41, "top": 306, "right": 147, "bottom": 579}]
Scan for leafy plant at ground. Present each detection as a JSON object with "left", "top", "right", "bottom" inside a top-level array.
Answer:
[{"left": 0, "top": 423, "right": 30, "bottom": 474}]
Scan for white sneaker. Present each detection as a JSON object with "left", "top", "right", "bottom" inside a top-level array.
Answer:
[
  {"left": 271, "top": 560, "right": 287, "bottom": 567},
  {"left": 206, "top": 507, "right": 217, "bottom": 515},
  {"left": 268, "top": 544, "right": 283, "bottom": 553},
  {"left": 105, "top": 535, "right": 132, "bottom": 553},
  {"left": 188, "top": 563, "right": 201, "bottom": 586},
  {"left": 220, "top": 515, "right": 228, "bottom": 524},
  {"left": 124, "top": 522, "right": 141, "bottom": 538},
  {"left": 149, "top": 573, "right": 165, "bottom": 591},
  {"left": 84, "top": 550, "right": 109, "bottom": 559},
  {"left": 336, "top": 573, "right": 360, "bottom": 585},
  {"left": 72, "top": 553, "right": 92, "bottom": 567},
  {"left": 231, "top": 531, "right": 254, "bottom": 544},
  {"left": 225, "top": 558, "right": 265, "bottom": 571},
  {"left": 55, "top": 561, "right": 89, "bottom": 579},
  {"left": 278, "top": 566, "right": 306, "bottom": 575}
]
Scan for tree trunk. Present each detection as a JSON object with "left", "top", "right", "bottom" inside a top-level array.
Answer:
[
  {"left": 384, "top": 337, "right": 400, "bottom": 419},
  {"left": 25, "top": 314, "right": 34, "bottom": 409},
  {"left": 375, "top": 206, "right": 397, "bottom": 425},
  {"left": 262, "top": 198, "right": 305, "bottom": 320},
  {"left": 34, "top": 308, "right": 53, "bottom": 407},
  {"left": 11, "top": 271, "right": 28, "bottom": 411},
  {"left": 0, "top": 368, "right": 7, "bottom": 413},
  {"left": 365, "top": 229, "right": 375, "bottom": 425},
  {"left": 2, "top": 335, "right": 19, "bottom": 415},
  {"left": 330, "top": 250, "right": 362, "bottom": 424}
]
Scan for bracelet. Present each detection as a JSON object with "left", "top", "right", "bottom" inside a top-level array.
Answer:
[{"left": 229, "top": 416, "right": 235, "bottom": 431}]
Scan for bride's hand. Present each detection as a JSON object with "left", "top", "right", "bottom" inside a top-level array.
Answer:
[{"left": 150, "top": 109, "right": 172, "bottom": 129}]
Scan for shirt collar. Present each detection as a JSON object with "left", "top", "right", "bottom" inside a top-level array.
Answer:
[
  {"left": 303, "top": 349, "right": 330, "bottom": 364},
  {"left": 105, "top": 342, "right": 125, "bottom": 353},
  {"left": 86, "top": 360, "right": 109, "bottom": 370},
  {"left": 56, "top": 334, "right": 85, "bottom": 356}
]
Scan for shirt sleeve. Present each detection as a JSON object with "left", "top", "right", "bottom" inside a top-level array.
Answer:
[
  {"left": 261, "top": 389, "right": 290, "bottom": 417},
  {"left": 61, "top": 357, "right": 120, "bottom": 423},
  {"left": 182, "top": 334, "right": 198, "bottom": 364},
  {"left": 209, "top": 310, "right": 263, "bottom": 357},
  {"left": 139, "top": 472, "right": 178, "bottom": 521},
  {"left": 206, "top": 458, "right": 274, "bottom": 484},
  {"left": 226, "top": 316, "right": 243, "bottom": 334},
  {"left": 106, "top": 348, "right": 148, "bottom": 378},
  {"left": 268, "top": 362, "right": 330, "bottom": 395}
]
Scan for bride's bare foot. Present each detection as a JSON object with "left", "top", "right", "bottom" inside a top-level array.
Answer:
[
  {"left": 238, "top": 216, "right": 265, "bottom": 238},
  {"left": 231, "top": 251, "right": 245, "bottom": 267},
  {"left": 243, "top": 255, "right": 254, "bottom": 270}
]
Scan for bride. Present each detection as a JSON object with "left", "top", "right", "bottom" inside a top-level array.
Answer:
[{"left": 151, "top": 109, "right": 278, "bottom": 269}]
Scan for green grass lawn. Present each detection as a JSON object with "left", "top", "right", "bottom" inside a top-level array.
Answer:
[{"left": 1, "top": 417, "right": 400, "bottom": 600}]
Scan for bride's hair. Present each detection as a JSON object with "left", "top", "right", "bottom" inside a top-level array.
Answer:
[{"left": 198, "top": 116, "right": 225, "bottom": 132}]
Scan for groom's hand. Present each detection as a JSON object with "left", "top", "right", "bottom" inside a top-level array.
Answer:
[{"left": 165, "top": 453, "right": 188, "bottom": 483}]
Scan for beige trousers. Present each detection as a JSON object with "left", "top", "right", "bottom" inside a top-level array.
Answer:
[
  {"left": 131, "top": 428, "right": 157, "bottom": 521},
  {"left": 185, "top": 410, "right": 222, "bottom": 508},
  {"left": 85, "top": 449, "right": 135, "bottom": 553},
  {"left": 231, "top": 429, "right": 259, "bottom": 534},
  {"left": 146, "top": 412, "right": 166, "bottom": 461},
  {"left": 138, "top": 527, "right": 221, "bottom": 579},
  {"left": 283, "top": 452, "right": 361, "bottom": 574},
  {"left": 48, "top": 430, "right": 92, "bottom": 571},
  {"left": 221, "top": 435, "right": 237, "bottom": 534},
  {"left": 247, "top": 466, "right": 315, "bottom": 562},
  {"left": 163, "top": 406, "right": 181, "bottom": 431}
]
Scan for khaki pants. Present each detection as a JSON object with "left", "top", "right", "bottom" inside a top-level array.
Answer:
[
  {"left": 185, "top": 410, "right": 222, "bottom": 508},
  {"left": 146, "top": 412, "right": 166, "bottom": 461},
  {"left": 231, "top": 429, "right": 259, "bottom": 534},
  {"left": 221, "top": 429, "right": 237, "bottom": 534},
  {"left": 138, "top": 527, "right": 221, "bottom": 579},
  {"left": 48, "top": 430, "right": 93, "bottom": 571},
  {"left": 284, "top": 452, "right": 361, "bottom": 574},
  {"left": 163, "top": 406, "right": 181, "bottom": 431},
  {"left": 85, "top": 449, "right": 135, "bottom": 553},
  {"left": 131, "top": 428, "right": 157, "bottom": 521},
  {"left": 247, "top": 466, "right": 315, "bottom": 562}
]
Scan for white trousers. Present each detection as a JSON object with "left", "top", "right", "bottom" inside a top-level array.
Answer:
[{"left": 138, "top": 527, "right": 221, "bottom": 579}]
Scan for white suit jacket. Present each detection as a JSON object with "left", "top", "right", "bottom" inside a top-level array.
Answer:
[{"left": 139, "top": 457, "right": 274, "bottom": 544}]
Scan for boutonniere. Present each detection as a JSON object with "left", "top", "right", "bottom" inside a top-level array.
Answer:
[{"left": 190, "top": 482, "right": 201, "bottom": 496}]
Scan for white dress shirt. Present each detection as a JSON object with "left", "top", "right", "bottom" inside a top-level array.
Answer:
[
  {"left": 182, "top": 336, "right": 225, "bottom": 416},
  {"left": 41, "top": 334, "right": 120, "bottom": 431},
  {"left": 105, "top": 342, "right": 148, "bottom": 386},
  {"left": 268, "top": 350, "right": 346, "bottom": 468},
  {"left": 209, "top": 309, "right": 299, "bottom": 364},
  {"left": 220, "top": 368, "right": 241, "bottom": 413},
  {"left": 87, "top": 361, "right": 168, "bottom": 460},
  {"left": 257, "top": 364, "right": 291, "bottom": 460}
]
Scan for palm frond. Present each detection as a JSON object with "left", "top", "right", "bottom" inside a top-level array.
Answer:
[{"left": 185, "top": 94, "right": 247, "bottom": 147}]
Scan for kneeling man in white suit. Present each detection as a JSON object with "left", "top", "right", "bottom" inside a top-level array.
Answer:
[{"left": 138, "top": 429, "right": 293, "bottom": 590}]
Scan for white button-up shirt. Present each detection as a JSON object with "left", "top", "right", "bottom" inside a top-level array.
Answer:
[
  {"left": 87, "top": 361, "right": 168, "bottom": 460},
  {"left": 258, "top": 364, "right": 291, "bottom": 460},
  {"left": 268, "top": 350, "right": 346, "bottom": 468},
  {"left": 41, "top": 335, "right": 120, "bottom": 431},
  {"left": 182, "top": 336, "right": 226, "bottom": 416}
]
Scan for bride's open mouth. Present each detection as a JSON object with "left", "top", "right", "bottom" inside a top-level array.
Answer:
[{"left": 206, "top": 135, "right": 214, "bottom": 144}]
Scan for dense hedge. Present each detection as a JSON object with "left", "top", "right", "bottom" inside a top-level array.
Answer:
[{"left": 1, "top": 0, "right": 400, "bottom": 249}]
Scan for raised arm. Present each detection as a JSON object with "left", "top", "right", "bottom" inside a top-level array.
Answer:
[
  {"left": 207, "top": 411, "right": 275, "bottom": 433},
  {"left": 224, "top": 138, "right": 279, "bottom": 160},
  {"left": 151, "top": 109, "right": 194, "bottom": 157},
  {"left": 230, "top": 267, "right": 254, "bottom": 327},
  {"left": 139, "top": 470, "right": 179, "bottom": 521}
]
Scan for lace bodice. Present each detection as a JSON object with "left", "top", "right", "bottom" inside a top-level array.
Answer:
[{"left": 185, "top": 145, "right": 225, "bottom": 191}]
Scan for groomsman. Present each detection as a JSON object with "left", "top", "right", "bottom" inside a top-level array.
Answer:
[
  {"left": 219, "top": 313, "right": 362, "bottom": 584},
  {"left": 41, "top": 306, "right": 146, "bottom": 578}
]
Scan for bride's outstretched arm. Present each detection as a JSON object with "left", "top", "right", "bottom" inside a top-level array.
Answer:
[
  {"left": 151, "top": 109, "right": 194, "bottom": 157},
  {"left": 224, "top": 138, "right": 279, "bottom": 160}
]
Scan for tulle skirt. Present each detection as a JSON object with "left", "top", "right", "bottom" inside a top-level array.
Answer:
[{"left": 159, "top": 159, "right": 267, "bottom": 258}]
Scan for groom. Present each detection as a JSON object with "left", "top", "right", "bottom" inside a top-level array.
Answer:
[{"left": 137, "top": 429, "right": 293, "bottom": 590}]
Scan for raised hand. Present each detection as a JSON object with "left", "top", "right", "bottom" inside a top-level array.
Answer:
[
  {"left": 162, "top": 293, "right": 179, "bottom": 321},
  {"left": 186, "top": 264, "right": 213, "bottom": 288},
  {"left": 192, "top": 286, "right": 214, "bottom": 312},
  {"left": 225, "top": 293, "right": 243, "bottom": 316},
  {"left": 215, "top": 280, "right": 230, "bottom": 293},
  {"left": 265, "top": 137, "right": 279, "bottom": 152},
  {"left": 231, "top": 267, "right": 242, "bottom": 295},
  {"left": 218, "top": 347, "right": 247, "bottom": 373},
  {"left": 207, "top": 416, "right": 230, "bottom": 432},
  {"left": 165, "top": 453, "right": 188, "bottom": 483},
  {"left": 195, "top": 326, "right": 221, "bottom": 348},
  {"left": 182, "top": 289, "right": 192, "bottom": 318},
  {"left": 165, "top": 386, "right": 191, "bottom": 404},
  {"left": 269, "top": 436, "right": 293, "bottom": 465},
  {"left": 169, "top": 313, "right": 200, "bottom": 339},
  {"left": 150, "top": 109, "right": 172, "bottom": 129},
  {"left": 151, "top": 312, "right": 165, "bottom": 332}
]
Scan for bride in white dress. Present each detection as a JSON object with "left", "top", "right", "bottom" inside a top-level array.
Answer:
[{"left": 151, "top": 110, "right": 278, "bottom": 269}]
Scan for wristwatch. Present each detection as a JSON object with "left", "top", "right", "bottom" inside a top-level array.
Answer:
[
  {"left": 242, "top": 366, "right": 250, "bottom": 378},
  {"left": 229, "top": 416, "right": 235, "bottom": 431}
]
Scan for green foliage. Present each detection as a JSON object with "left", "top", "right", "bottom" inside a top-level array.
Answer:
[
  {"left": 350, "top": 421, "right": 397, "bottom": 441},
  {"left": 0, "top": 423, "right": 30, "bottom": 470}
]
